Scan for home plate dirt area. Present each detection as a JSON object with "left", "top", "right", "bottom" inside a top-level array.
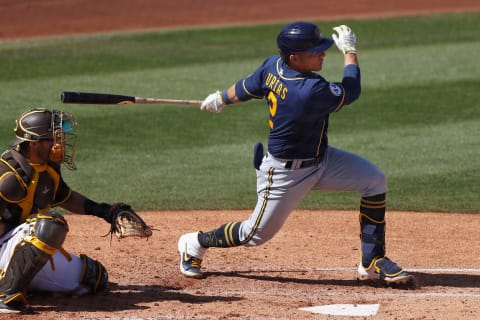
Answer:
[{"left": 10, "top": 210, "right": 480, "bottom": 319}]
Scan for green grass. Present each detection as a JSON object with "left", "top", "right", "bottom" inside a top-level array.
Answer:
[{"left": 0, "top": 12, "right": 478, "bottom": 212}]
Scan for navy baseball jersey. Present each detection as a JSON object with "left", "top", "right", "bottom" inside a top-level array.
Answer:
[{"left": 235, "top": 55, "right": 361, "bottom": 159}]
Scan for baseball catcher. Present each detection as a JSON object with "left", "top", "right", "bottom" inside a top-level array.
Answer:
[{"left": 0, "top": 108, "right": 152, "bottom": 313}]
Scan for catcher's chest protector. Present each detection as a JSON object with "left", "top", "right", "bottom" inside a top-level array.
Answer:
[{"left": 0, "top": 150, "right": 62, "bottom": 222}]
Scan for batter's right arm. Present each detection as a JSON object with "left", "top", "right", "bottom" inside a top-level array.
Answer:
[{"left": 331, "top": 25, "right": 361, "bottom": 104}]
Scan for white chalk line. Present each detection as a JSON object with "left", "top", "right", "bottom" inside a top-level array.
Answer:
[
  {"left": 299, "top": 304, "right": 380, "bottom": 317},
  {"left": 315, "top": 267, "right": 480, "bottom": 273},
  {"left": 208, "top": 265, "right": 480, "bottom": 274}
]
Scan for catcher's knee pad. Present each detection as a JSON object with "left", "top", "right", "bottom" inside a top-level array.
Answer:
[
  {"left": 0, "top": 240, "right": 52, "bottom": 295},
  {"left": 359, "top": 194, "right": 386, "bottom": 267},
  {"left": 79, "top": 254, "right": 108, "bottom": 294},
  {"left": 29, "top": 212, "right": 69, "bottom": 254},
  {"left": 0, "top": 212, "right": 68, "bottom": 296}
]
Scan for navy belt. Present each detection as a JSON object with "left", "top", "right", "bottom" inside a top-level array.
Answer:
[{"left": 284, "top": 156, "right": 323, "bottom": 169}]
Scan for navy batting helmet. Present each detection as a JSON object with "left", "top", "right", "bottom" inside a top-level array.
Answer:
[{"left": 277, "top": 21, "right": 334, "bottom": 59}]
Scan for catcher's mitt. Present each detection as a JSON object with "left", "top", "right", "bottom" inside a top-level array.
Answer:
[{"left": 106, "top": 203, "right": 152, "bottom": 239}]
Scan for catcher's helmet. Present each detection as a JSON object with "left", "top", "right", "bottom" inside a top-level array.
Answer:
[
  {"left": 277, "top": 21, "right": 334, "bottom": 60},
  {"left": 11, "top": 108, "right": 78, "bottom": 170}
]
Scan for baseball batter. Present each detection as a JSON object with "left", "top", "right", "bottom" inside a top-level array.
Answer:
[
  {"left": 0, "top": 108, "right": 146, "bottom": 313},
  {"left": 178, "top": 22, "right": 412, "bottom": 285}
]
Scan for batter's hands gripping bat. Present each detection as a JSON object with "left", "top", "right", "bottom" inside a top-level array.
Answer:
[{"left": 61, "top": 91, "right": 202, "bottom": 106}]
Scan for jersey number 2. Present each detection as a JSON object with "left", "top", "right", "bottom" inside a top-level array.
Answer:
[{"left": 267, "top": 91, "right": 277, "bottom": 129}]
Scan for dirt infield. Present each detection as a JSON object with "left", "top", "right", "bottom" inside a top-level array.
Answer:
[
  {"left": 2, "top": 1, "right": 480, "bottom": 319},
  {"left": 12, "top": 211, "right": 480, "bottom": 319}
]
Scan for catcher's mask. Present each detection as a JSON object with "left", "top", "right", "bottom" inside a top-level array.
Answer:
[
  {"left": 10, "top": 108, "right": 78, "bottom": 170},
  {"left": 277, "top": 21, "right": 334, "bottom": 63}
]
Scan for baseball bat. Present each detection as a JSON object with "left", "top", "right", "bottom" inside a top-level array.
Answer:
[{"left": 61, "top": 91, "right": 202, "bottom": 106}]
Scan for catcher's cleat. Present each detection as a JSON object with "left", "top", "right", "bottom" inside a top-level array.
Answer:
[
  {"left": 0, "top": 293, "right": 32, "bottom": 314},
  {"left": 178, "top": 232, "right": 206, "bottom": 279},
  {"left": 357, "top": 257, "right": 412, "bottom": 284}
]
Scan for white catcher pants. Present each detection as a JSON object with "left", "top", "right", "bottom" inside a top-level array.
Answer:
[{"left": 0, "top": 222, "right": 90, "bottom": 295}]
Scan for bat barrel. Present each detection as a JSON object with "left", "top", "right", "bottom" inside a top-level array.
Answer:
[{"left": 61, "top": 91, "right": 135, "bottom": 104}]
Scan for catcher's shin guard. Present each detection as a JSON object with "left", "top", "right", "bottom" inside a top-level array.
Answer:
[
  {"left": 198, "top": 222, "right": 242, "bottom": 248},
  {"left": 79, "top": 254, "right": 108, "bottom": 294},
  {"left": 0, "top": 212, "right": 68, "bottom": 297},
  {"left": 359, "top": 194, "right": 386, "bottom": 267}
]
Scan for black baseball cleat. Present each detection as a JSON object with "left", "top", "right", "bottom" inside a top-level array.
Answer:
[
  {"left": 0, "top": 293, "right": 33, "bottom": 314},
  {"left": 357, "top": 257, "right": 413, "bottom": 285}
]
